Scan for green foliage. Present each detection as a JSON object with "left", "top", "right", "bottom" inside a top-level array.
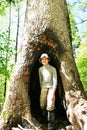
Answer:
[
  {"left": 76, "top": 44, "right": 87, "bottom": 91},
  {"left": 0, "top": 30, "right": 15, "bottom": 107},
  {"left": 0, "top": 0, "right": 20, "bottom": 16},
  {"left": 2, "top": 111, "right": 9, "bottom": 120},
  {"left": 67, "top": 2, "right": 80, "bottom": 55},
  {"left": 0, "top": 0, "right": 26, "bottom": 108},
  {"left": 0, "top": 0, "right": 8, "bottom": 15},
  {"left": 0, "top": 76, "right": 4, "bottom": 108},
  {"left": 67, "top": 1, "right": 87, "bottom": 91},
  {"left": 6, "top": 0, "right": 15, "bottom": 4},
  {"left": 69, "top": 0, "right": 87, "bottom": 44},
  {"left": 0, "top": 30, "right": 15, "bottom": 77}
]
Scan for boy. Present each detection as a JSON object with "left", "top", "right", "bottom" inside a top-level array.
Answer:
[{"left": 39, "top": 53, "right": 57, "bottom": 130}]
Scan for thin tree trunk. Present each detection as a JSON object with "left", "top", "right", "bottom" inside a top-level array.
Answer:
[
  {"left": 15, "top": 2, "right": 20, "bottom": 62},
  {"left": 4, "top": 2, "right": 12, "bottom": 99}
]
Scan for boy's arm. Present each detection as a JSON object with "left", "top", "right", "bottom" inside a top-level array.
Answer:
[
  {"left": 52, "top": 68, "right": 57, "bottom": 92},
  {"left": 39, "top": 68, "right": 42, "bottom": 87}
]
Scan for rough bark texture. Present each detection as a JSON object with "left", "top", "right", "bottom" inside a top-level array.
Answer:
[{"left": 0, "top": 0, "right": 87, "bottom": 130}]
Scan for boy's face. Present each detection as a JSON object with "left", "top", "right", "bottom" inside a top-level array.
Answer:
[{"left": 41, "top": 57, "right": 49, "bottom": 65}]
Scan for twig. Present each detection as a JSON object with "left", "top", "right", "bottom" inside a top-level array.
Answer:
[
  {"left": 18, "top": 124, "right": 24, "bottom": 130},
  {"left": 22, "top": 117, "right": 41, "bottom": 130},
  {"left": 12, "top": 127, "right": 20, "bottom": 130}
]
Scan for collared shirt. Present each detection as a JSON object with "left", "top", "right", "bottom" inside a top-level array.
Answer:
[{"left": 39, "top": 64, "right": 57, "bottom": 89}]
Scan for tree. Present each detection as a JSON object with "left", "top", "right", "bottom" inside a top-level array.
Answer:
[
  {"left": 67, "top": 0, "right": 87, "bottom": 92},
  {"left": 0, "top": 0, "right": 87, "bottom": 130},
  {"left": 0, "top": 0, "right": 25, "bottom": 103},
  {"left": 0, "top": 0, "right": 14, "bottom": 103},
  {"left": 4, "top": 0, "right": 12, "bottom": 99},
  {"left": 15, "top": 1, "right": 20, "bottom": 62}
]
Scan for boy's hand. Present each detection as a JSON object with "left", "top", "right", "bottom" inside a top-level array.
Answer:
[
  {"left": 49, "top": 88, "right": 56, "bottom": 101},
  {"left": 51, "top": 94, "right": 55, "bottom": 101}
]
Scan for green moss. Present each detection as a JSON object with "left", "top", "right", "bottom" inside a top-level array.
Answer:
[{"left": 2, "top": 111, "right": 9, "bottom": 120}]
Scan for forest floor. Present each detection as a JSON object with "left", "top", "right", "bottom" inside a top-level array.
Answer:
[
  {"left": 11, "top": 116, "right": 74, "bottom": 130},
  {"left": 19, "top": 116, "right": 73, "bottom": 130},
  {"left": 36, "top": 117, "right": 72, "bottom": 130},
  {"left": 0, "top": 108, "right": 73, "bottom": 130}
]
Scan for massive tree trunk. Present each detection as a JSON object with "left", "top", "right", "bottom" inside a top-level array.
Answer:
[{"left": 0, "top": 0, "right": 87, "bottom": 130}]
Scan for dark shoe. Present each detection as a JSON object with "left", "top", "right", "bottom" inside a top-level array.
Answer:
[
  {"left": 48, "top": 121, "right": 56, "bottom": 130},
  {"left": 47, "top": 110, "right": 55, "bottom": 130},
  {"left": 39, "top": 109, "right": 48, "bottom": 124},
  {"left": 41, "top": 109, "right": 47, "bottom": 119},
  {"left": 48, "top": 110, "right": 55, "bottom": 122},
  {"left": 48, "top": 129, "right": 56, "bottom": 130}
]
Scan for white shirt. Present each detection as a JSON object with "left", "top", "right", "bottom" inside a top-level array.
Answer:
[{"left": 39, "top": 64, "right": 57, "bottom": 89}]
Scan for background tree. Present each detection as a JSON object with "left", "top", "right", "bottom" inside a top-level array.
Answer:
[
  {"left": 0, "top": 30, "right": 15, "bottom": 106},
  {"left": 4, "top": 0, "right": 12, "bottom": 99},
  {"left": 15, "top": 1, "right": 20, "bottom": 62},
  {"left": 67, "top": 0, "right": 87, "bottom": 91},
  {"left": 0, "top": 0, "right": 26, "bottom": 108}
]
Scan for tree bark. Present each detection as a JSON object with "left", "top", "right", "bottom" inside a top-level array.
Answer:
[{"left": 0, "top": 0, "right": 87, "bottom": 130}]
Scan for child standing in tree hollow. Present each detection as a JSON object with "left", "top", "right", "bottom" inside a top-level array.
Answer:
[{"left": 39, "top": 53, "right": 57, "bottom": 130}]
